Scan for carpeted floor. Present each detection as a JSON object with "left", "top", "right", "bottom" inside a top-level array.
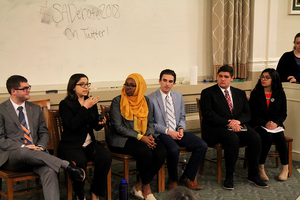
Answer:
[{"left": 4, "top": 148, "right": 300, "bottom": 200}]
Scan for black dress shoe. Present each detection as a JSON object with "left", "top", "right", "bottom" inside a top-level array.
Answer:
[
  {"left": 223, "top": 178, "right": 234, "bottom": 190},
  {"left": 66, "top": 162, "right": 86, "bottom": 182},
  {"left": 247, "top": 177, "right": 268, "bottom": 188}
]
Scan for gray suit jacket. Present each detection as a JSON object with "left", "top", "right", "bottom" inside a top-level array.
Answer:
[
  {"left": 147, "top": 89, "right": 186, "bottom": 137},
  {"left": 106, "top": 95, "right": 155, "bottom": 148},
  {"left": 0, "top": 99, "right": 49, "bottom": 167}
]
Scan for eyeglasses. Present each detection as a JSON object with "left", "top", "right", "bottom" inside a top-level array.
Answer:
[
  {"left": 260, "top": 75, "right": 271, "bottom": 80},
  {"left": 14, "top": 85, "right": 31, "bottom": 92},
  {"left": 76, "top": 83, "right": 91, "bottom": 88},
  {"left": 123, "top": 84, "right": 136, "bottom": 89}
]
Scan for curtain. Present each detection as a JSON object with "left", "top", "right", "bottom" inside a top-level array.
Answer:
[{"left": 212, "top": 0, "right": 250, "bottom": 80}]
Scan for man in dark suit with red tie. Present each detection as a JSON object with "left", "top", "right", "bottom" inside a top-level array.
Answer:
[
  {"left": 200, "top": 65, "right": 268, "bottom": 190},
  {"left": 0, "top": 75, "right": 85, "bottom": 200}
]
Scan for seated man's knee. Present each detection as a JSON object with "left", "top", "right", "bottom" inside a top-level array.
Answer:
[{"left": 168, "top": 145, "right": 180, "bottom": 157}]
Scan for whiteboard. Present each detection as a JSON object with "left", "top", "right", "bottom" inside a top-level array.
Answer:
[{"left": 0, "top": 0, "right": 199, "bottom": 86}]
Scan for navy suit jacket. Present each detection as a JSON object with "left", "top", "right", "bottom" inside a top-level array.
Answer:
[
  {"left": 147, "top": 89, "right": 186, "bottom": 138},
  {"left": 0, "top": 99, "right": 49, "bottom": 167}
]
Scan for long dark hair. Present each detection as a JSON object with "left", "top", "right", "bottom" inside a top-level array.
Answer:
[
  {"left": 66, "top": 73, "right": 89, "bottom": 100},
  {"left": 254, "top": 68, "right": 282, "bottom": 92}
]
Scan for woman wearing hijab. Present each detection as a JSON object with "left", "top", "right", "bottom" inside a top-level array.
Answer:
[{"left": 106, "top": 73, "right": 167, "bottom": 200}]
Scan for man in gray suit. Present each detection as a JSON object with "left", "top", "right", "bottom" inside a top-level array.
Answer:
[
  {"left": 147, "top": 69, "right": 207, "bottom": 190},
  {"left": 0, "top": 75, "right": 85, "bottom": 200}
]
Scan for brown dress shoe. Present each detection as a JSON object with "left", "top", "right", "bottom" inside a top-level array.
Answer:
[
  {"left": 167, "top": 180, "right": 178, "bottom": 190},
  {"left": 179, "top": 177, "right": 203, "bottom": 190}
]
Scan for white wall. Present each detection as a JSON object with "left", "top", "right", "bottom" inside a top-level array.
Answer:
[
  {"left": 0, "top": 0, "right": 215, "bottom": 91},
  {"left": 249, "top": 0, "right": 300, "bottom": 73},
  {"left": 276, "top": 0, "right": 300, "bottom": 56}
]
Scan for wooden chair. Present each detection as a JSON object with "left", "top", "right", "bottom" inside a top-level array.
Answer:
[
  {"left": 196, "top": 98, "right": 247, "bottom": 183},
  {"left": 0, "top": 99, "right": 52, "bottom": 200},
  {"left": 0, "top": 170, "right": 42, "bottom": 200},
  {"left": 48, "top": 109, "right": 112, "bottom": 200},
  {"left": 30, "top": 99, "right": 55, "bottom": 154},
  {"left": 100, "top": 104, "right": 166, "bottom": 192},
  {"left": 268, "top": 136, "right": 293, "bottom": 177}
]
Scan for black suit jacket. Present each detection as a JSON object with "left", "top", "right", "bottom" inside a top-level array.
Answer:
[
  {"left": 200, "top": 84, "right": 251, "bottom": 136},
  {"left": 58, "top": 98, "right": 103, "bottom": 151},
  {"left": 249, "top": 88, "right": 287, "bottom": 128}
]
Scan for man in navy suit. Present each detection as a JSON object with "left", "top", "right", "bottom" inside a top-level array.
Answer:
[
  {"left": 0, "top": 75, "right": 85, "bottom": 200},
  {"left": 148, "top": 69, "right": 207, "bottom": 190},
  {"left": 200, "top": 65, "right": 268, "bottom": 190}
]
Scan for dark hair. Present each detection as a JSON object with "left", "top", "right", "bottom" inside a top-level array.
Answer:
[
  {"left": 162, "top": 186, "right": 198, "bottom": 200},
  {"left": 217, "top": 65, "right": 234, "bottom": 77},
  {"left": 6, "top": 75, "right": 28, "bottom": 95},
  {"left": 254, "top": 68, "right": 282, "bottom": 92},
  {"left": 294, "top": 32, "right": 300, "bottom": 43},
  {"left": 66, "top": 73, "right": 89, "bottom": 100},
  {"left": 159, "top": 69, "right": 177, "bottom": 83},
  {"left": 293, "top": 32, "right": 300, "bottom": 50}
]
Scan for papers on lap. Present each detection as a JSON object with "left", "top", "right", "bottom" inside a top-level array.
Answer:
[{"left": 261, "top": 126, "right": 284, "bottom": 133}]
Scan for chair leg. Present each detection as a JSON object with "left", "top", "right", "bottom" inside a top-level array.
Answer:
[
  {"left": 275, "top": 146, "right": 279, "bottom": 168},
  {"left": 124, "top": 160, "right": 130, "bottom": 180},
  {"left": 107, "top": 167, "right": 111, "bottom": 200},
  {"left": 7, "top": 179, "right": 13, "bottom": 200},
  {"left": 243, "top": 147, "right": 248, "bottom": 169},
  {"left": 288, "top": 141, "right": 293, "bottom": 177},
  {"left": 0, "top": 178, "right": 2, "bottom": 200},
  {"left": 67, "top": 173, "right": 73, "bottom": 200},
  {"left": 25, "top": 180, "right": 30, "bottom": 189},
  {"left": 157, "top": 163, "right": 165, "bottom": 192},
  {"left": 217, "top": 146, "right": 222, "bottom": 184},
  {"left": 35, "top": 178, "right": 40, "bottom": 200},
  {"left": 198, "top": 158, "right": 205, "bottom": 174}
]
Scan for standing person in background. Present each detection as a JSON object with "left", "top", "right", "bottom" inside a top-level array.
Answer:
[
  {"left": 276, "top": 32, "right": 300, "bottom": 83},
  {"left": 58, "top": 73, "right": 111, "bottom": 200},
  {"left": 0, "top": 75, "right": 85, "bottom": 200},
  {"left": 249, "top": 68, "right": 288, "bottom": 181},
  {"left": 148, "top": 69, "right": 207, "bottom": 191},
  {"left": 106, "top": 73, "right": 167, "bottom": 200}
]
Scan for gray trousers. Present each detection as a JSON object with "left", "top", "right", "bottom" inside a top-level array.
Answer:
[{"left": 1, "top": 148, "right": 64, "bottom": 200}]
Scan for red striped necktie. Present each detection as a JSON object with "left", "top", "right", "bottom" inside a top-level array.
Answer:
[{"left": 224, "top": 90, "right": 233, "bottom": 114}]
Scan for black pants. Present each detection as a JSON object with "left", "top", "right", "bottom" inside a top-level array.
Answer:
[
  {"left": 109, "top": 137, "right": 167, "bottom": 185},
  {"left": 58, "top": 141, "right": 111, "bottom": 199},
  {"left": 255, "top": 127, "right": 288, "bottom": 165},
  {"left": 203, "top": 125, "right": 261, "bottom": 179}
]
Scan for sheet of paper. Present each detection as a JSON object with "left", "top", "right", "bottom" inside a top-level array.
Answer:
[{"left": 261, "top": 126, "right": 284, "bottom": 133}]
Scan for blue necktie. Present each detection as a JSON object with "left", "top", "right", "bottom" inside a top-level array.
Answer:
[{"left": 18, "top": 106, "right": 32, "bottom": 145}]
